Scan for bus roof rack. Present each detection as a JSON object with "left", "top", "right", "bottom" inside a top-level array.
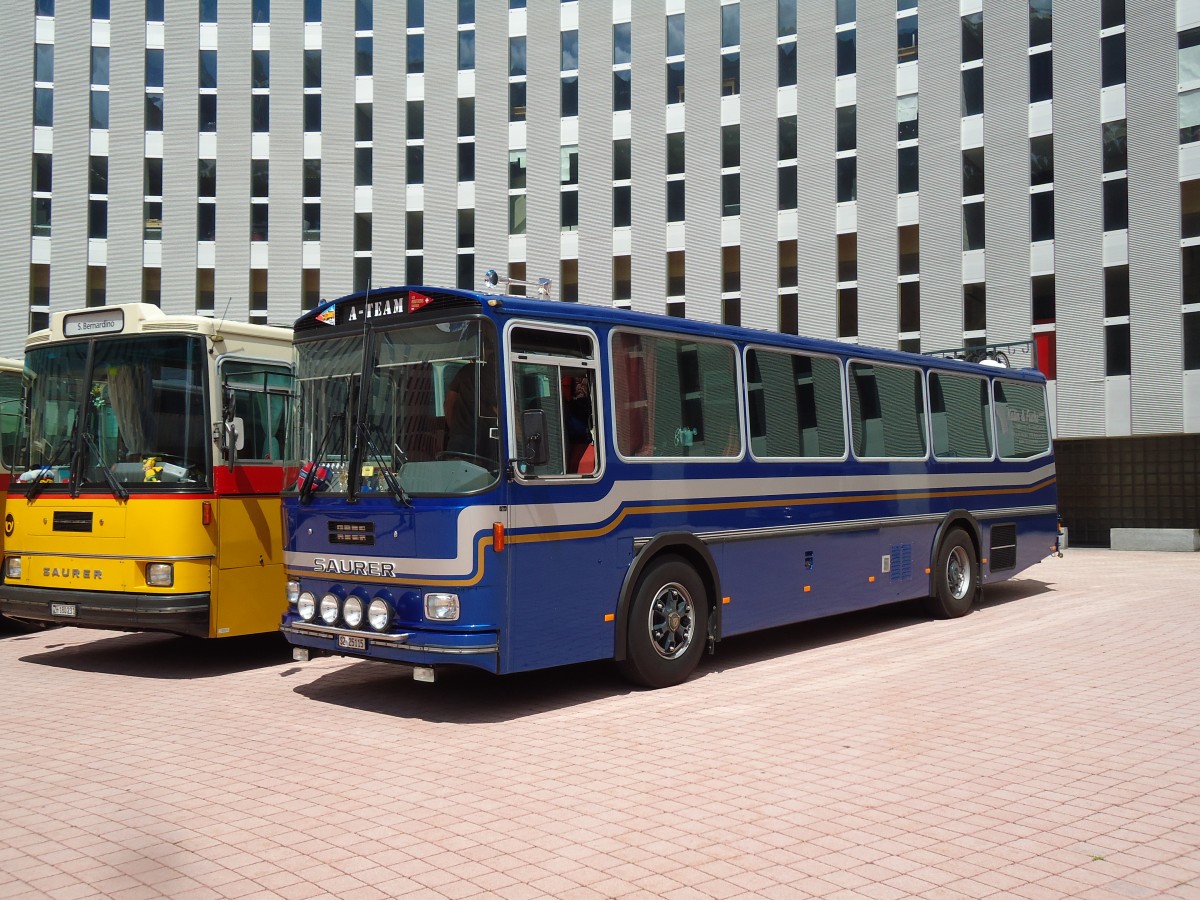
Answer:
[{"left": 923, "top": 339, "right": 1037, "bottom": 370}]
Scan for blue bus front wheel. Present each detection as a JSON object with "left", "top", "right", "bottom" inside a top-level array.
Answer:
[{"left": 617, "top": 555, "right": 708, "bottom": 689}]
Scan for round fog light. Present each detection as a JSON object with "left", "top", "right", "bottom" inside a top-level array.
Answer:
[
  {"left": 297, "top": 591, "right": 316, "bottom": 622},
  {"left": 368, "top": 598, "right": 390, "bottom": 631},
  {"left": 319, "top": 593, "right": 340, "bottom": 625},
  {"left": 343, "top": 596, "right": 364, "bottom": 628}
]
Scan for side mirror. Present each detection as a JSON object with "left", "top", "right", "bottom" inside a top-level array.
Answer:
[
  {"left": 221, "top": 384, "right": 238, "bottom": 472},
  {"left": 521, "top": 408, "right": 549, "bottom": 467}
]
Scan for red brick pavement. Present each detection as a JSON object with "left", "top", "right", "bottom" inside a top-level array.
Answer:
[{"left": 1, "top": 548, "right": 1199, "bottom": 899}]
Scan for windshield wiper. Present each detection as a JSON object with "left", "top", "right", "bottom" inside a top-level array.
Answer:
[
  {"left": 78, "top": 431, "right": 129, "bottom": 501},
  {"left": 355, "top": 420, "right": 412, "bottom": 507},
  {"left": 299, "top": 412, "right": 344, "bottom": 504},
  {"left": 25, "top": 428, "right": 78, "bottom": 502}
]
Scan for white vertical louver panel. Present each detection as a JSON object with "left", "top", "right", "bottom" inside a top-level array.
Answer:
[
  {"left": 269, "top": 3, "right": 304, "bottom": 319},
  {"left": 161, "top": 2, "right": 200, "bottom": 315},
  {"left": 629, "top": 6, "right": 667, "bottom": 313},
  {"left": 319, "top": 5, "right": 355, "bottom": 300},
  {"left": 523, "top": 3, "right": 560, "bottom": 298},
  {"left": 50, "top": 5, "right": 92, "bottom": 314},
  {"left": 213, "top": 3, "right": 252, "bottom": 322},
  {"left": 1127, "top": 0, "right": 1184, "bottom": 433},
  {"left": 1, "top": 8, "right": 36, "bottom": 349},
  {"left": 576, "top": 0, "right": 613, "bottom": 307},
  {"left": 423, "top": 4, "right": 458, "bottom": 291},
  {"left": 372, "top": 3, "right": 407, "bottom": 288},
  {"left": 1054, "top": 0, "right": 1107, "bottom": 437},
  {"left": 105, "top": 6, "right": 144, "bottom": 306},
  {"left": 683, "top": 1, "right": 722, "bottom": 324},
  {"left": 855, "top": 2, "right": 899, "bottom": 350},
  {"left": 983, "top": 0, "right": 1033, "bottom": 345}
]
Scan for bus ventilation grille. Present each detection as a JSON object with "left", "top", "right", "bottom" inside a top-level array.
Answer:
[
  {"left": 889, "top": 544, "right": 912, "bottom": 582},
  {"left": 53, "top": 511, "right": 93, "bottom": 533},
  {"left": 329, "top": 521, "right": 375, "bottom": 546},
  {"left": 989, "top": 524, "right": 1017, "bottom": 571}
]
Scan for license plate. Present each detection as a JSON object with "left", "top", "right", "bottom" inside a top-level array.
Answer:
[
  {"left": 50, "top": 603, "right": 77, "bottom": 617},
  {"left": 337, "top": 634, "right": 366, "bottom": 650}
]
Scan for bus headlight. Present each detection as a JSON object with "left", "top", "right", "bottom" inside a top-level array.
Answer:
[
  {"left": 343, "top": 596, "right": 364, "bottom": 628},
  {"left": 297, "top": 591, "right": 316, "bottom": 622},
  {"left": 319, "top": 593, "right": 340, "bottom": 625},
  {"left": 5, "top": 557, "right": 21, "bottom": 579},
  {"left": 286, "top": 579, "right": 300, "bottom": 605},
  {"left": 146, "top": 563, "right": 174, "bottom": 587},
  {"left": 367, "top": 598, "right": 390, "bottom": 631},
  {"left": 424, "top": 592, "right": 460, "bottom": 621}
]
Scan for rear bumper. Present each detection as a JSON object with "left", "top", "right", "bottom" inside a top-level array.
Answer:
[{"left": 0, "top": 584, "right": 210, "bottom": 638}]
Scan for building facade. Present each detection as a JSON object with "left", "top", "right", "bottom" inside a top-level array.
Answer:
[{"left": 2, "top": 0, "right": 1199, "bottom": 543}]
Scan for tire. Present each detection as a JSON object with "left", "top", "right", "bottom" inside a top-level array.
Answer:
[
  {"left": 924, "top": 528, "right": 978, "bottom": 619},
  {"left": 616, "top": 556, "right": 708, "bottom": 689}
]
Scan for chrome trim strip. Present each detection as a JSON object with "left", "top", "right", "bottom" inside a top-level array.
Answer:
[
  {"left": 15, "top": 552, "right": 215, "bottom": 563},
  {"left": 633, "top": 505, "right": 1058, "bottom": 549},
  {"left": 283, "top": 623, "right": 500, "bottom": 656}
]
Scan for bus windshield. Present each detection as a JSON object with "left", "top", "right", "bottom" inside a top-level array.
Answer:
[
  {"left": 292, "top": 317, "right": 500, "bottom": 496},
  {"left": 16, "top": 335, "right": 209, "bottom": 490}
]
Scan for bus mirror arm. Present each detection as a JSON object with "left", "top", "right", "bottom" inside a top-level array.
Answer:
[
  {"left": 520, "top": 409, "right": 549, "bottom": 468},
  {"left": 220, "top": 384, "right": 237, "bottom": 472}
]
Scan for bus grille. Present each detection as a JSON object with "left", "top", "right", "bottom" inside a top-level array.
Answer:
[
  {"left": 989, "top": 524, "right": 1017, "bottom": 571},
  {"left": 53, "top": 511, "right": 93, "bottom": 533},
  {"left": 889, "top": 543, "right": 912, "bottom": 582}
]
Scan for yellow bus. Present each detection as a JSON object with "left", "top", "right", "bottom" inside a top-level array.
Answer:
[{"left": 0, "top": 304, "right": 293, "bottom": 638}]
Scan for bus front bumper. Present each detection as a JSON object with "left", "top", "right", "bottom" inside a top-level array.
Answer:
[
  {"left": 0, "top": 585, "right": 210, "bottom": 638},
  {"left": 281, "top": 622, "right": 501, "bottom": 673}
]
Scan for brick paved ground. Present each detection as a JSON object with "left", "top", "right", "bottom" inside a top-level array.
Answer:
[{"left": 1, "top": 548, "right": 1199, "bottom": 899}]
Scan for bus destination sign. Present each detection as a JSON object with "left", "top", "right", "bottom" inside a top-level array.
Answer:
[{"left": 63, "top": 309, "right": 125, "bottom": 338}]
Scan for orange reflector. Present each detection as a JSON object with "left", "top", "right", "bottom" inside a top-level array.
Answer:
[
  {"left": 492, "top": 522, "right": 505, "bottom": 552},
  {"left": 803, "top": 585, "right": 811, "bottom": 593},
  {"left": 981, "top": 557, "right": 987, "bottom": 564},
  {"left": 202, "top": 501, "right": 212, "bottom": 526},
  {"left": 868, "top": 575, "right": 875, "bottom": 583},
  {"left": 925, "top": 567, "right": 931, "bottom": 574},
  {"left": 604, "top": 613, "right": 614, "bottom": 622},
  {"left": 722, "top": 596, "right": 731, "bottom": 604}
]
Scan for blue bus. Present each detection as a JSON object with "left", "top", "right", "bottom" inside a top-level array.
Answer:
[{"left": 281, "top": 286, "right": 1058, "bottom": 688}]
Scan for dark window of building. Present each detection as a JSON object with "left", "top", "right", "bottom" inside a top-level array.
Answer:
[
  {"left": 510, "top": 82, "right": 527, "bottom": 122},
  {"left": 962, "top": 13, "right": 982, "bottom": 63},
  {"left": 667, "top": 250, "right": 685, "bottom": 297},
  {"left": 613, "top": 254, "right": 632, "bottom": 302},
  {"left": 898, "top": 146, "right": 919, "bottom": 194},
  {"left": 355, "top": 103, "right": 372, "bottom": 141},
  {"left": 458, "top": 142, "right": 475, "bottom": 182},
  {"left": 251, "top": 159, "right": 269, "bottom": 197},
  {"left": 198, "top": 94, "right": 216, "bottom": 131},
  {"left": 667, "top": 61, "right": 685, "bottom": 104},
  {"left": 722, "top": 245, "right": 740, "bottom": 295},
  {"left": 667, "top": 180, "right": 685, "bottom": 222},
  {"left": 561, "top": 76, "right": 579, "bottom": 117},
  {"left": 667, "top": 13, "right": 685, "bottom": 56},
  {"left": 1103, "top": 120, "right": 1127, "bottom": 173},
  {"left": 962, "top": 147, "right": 984, "bottom": 197},
  {"left": 252, "top": 94, "right": 269, "bottom": 132},
  {"left": 779, "top": 116, "right": 797, "bottom": 160},
  {"left": 614, "top": 138, "right": 631, "bottom": 181},
  {"left": 614, "top": 185, "right": 631, "bottom": 227},
  {"left": 837, "top": 29, "right": 856, "bottom": 76},
  {"left": 510, "top": 36, "right": 526, "bottom": 77},
  {"left": 779, "top": 166, "right": 797, "bottom": 211},
  {"left": 91, "top": 90, "right": 110, "bottom": 129},
  {"left": 962, "top": 67, "right": 983, "bottom": 116},
  {"left": 897, "top": 15, "right": 918, "bottom": 63},
  {"left": 458, "top": 97, "right": 475, "bottom": 136},
  {"left": 779, "top": 239, "right": 798, "bottom": 288},
  {"left": 1101, "top": 0, "right": 1125, "bottom": 29},
  {"left": 837, "top": 157, "right": 857, "bottom": 203},
  {"left": 614, "top": 22, "right": 631, "bottom": 65},
  {"left": 963, "top": 201, "right": 985, "bottom": 250},
  {"left": 198, "top": 159, "right": 216, "bottom": 197},
  {"left": 1030, "top": 134, "right": 1054, "bottom": 185},
  {"left": 407, "top": 33, "right": 424, "bottom": 74},
  {"left": 1030, "top": 0, "right": 1052, "bottom": 47},
  {"left": 303, "top": 158, "right": 320, "bottom": 196},
  {"left": 147, "top": 49, "right": 164, "bottom": 88},
  {"left": 964, "top": 283, "right": 986, "bottom": 332},
  {"left": 1103, "top": 178, "right": 1128, "bottom": 231},
  {"left": 614, "top": 70, "right": 632, "bottom": 111},
  {"left": 1183, "top": 180, "right": 1200, "bottom": 239},
  {"left": 898, "top": 224, "right": 919, "bottom": 276},
  {"left": 837, "top": 288, "right": 858, "bottom": 338},
  {"left": 304, "top": 93, "right": 321, "bottom": 131},
  {"left": 899, "top": 281, "right": 920, "bottom": 333},
  {"left": 668, "top": 132, "right": 685, "bottom": 174},
  {"left": 1105, "top": 324, "right": 1131, "bottom": 376},
  {"left": 145, "top": 157, "right": 162, "bottom": 196},
  {"left": 198, "top": 205, "right": 216, "bottom": 241},
  {"left": 1184, "top": 311, "right": 1200, "bottom": 370},
  {"left": 199, "top": 49, "right": 217, "bottom": 89},
  {"left": 1030, "top": 191, "right": 1054, "bottom": 242},
  {"left": 1104, "top": 265, "right": 1130, "bottom": 318},
  {"left": 838, "top": 233, "right": 857, "bottom": 282},
  {"left": 406, "top": 145, "right": 423, "bottom": 185},
  {"left": 1101, "top": 32, "right": 1125, "bottom": 88},
  {"left": 1030, "top": 51, "right": 1052, "bottom": 103},
  {"left": 1032, "top": 274, "right": 1055, "bottom": 323},
  {"left": 837, "top": 105, "right": 856, "bottom": 152},
  {"left": 357, "top": 37, "right": 374, "bottom": 76},
  {"left": 779, "top": 41, "right": 797, "bottom": 88}
]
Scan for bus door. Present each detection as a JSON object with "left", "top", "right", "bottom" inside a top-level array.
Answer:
[
  {"left": 504, "top": 324, "right": 608, "bottom": 671},
  {"left": 214, "top": 360, "right": 293, "bottom": 636}
]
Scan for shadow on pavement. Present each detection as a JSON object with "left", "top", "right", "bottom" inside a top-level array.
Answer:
[
  {"left": 292, "top": 576, "right": 1054, "bottom": 723},
  {"left": 19, "top": 628, "right": 292, "bottom": 679}
]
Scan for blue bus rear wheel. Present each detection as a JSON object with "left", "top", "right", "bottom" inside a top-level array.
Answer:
[
  {"left": 617, "top": 555, "right": 708, "bottom": 689},
  {"left": 925, "top": 527, "right": 978, "bottom": 619}
]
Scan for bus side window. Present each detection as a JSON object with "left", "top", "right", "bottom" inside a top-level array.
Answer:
[{"left": 221, "top": 362, "right": 292, "bottom": 462}]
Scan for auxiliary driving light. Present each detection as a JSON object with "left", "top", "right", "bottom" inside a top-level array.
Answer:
[
  {"left": 297, "top": 591, "right": 316, "bottom": 622},
  {"left": 367, "top": 598, "right": 390, "bottom": 631},
  {"left": 319, "top": 593, "right": 340, "bottom": 625},
  {"left": 5, "top": 557, "right": 21, "bottom": 579},
  {"left": 286, "top": 579, "right": 300, "bottom": 605},
  {"left": 424, "top": 592, "right": 460, "bottom": 621},
  {"left": 146, "top": 562, "right": 174, "bottom": 587},
  {"left": 343, "top": 595, "right": 364, "bottom": 628}
]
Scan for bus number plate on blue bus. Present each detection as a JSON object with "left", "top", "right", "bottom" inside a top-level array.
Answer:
[
  {"left": 337, "top": 634, "right": 366, "bottom": 650},
  {"left": 51, "top": 603, "right": 77, "bottom": 617}
]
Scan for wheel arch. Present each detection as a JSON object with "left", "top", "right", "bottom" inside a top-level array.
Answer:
[
  {"left": 928, "top": 509, "right": 983, "bottom": 596},
  {"left": 614, "top": 532, "right": 722, "bottom": 662}
]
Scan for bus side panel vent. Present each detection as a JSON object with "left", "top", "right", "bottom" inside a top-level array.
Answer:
[
  {"left": 329, "top": 522, "right": 375, "bottom": 546},
  {"left": 889, "top": 544, "right": 912, "bottom": 582},
  {"left": 53, "top": 511, "right": 94, "bottom": 533},
  {"left": 989, "top": 524, "right": 1017, "bottom": 571}
]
